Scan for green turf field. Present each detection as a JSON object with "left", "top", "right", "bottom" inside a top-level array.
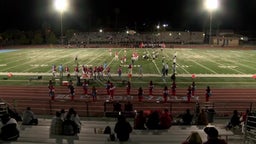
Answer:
[{"left": 1, "top": 47, "right": 256, "bottom": 88}]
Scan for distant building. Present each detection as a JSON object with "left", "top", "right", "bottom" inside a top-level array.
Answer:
[{"left": 212, "top": 32, "right": 242, "bottom": 46}]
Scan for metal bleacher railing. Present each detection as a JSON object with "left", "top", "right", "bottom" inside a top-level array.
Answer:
[{"left": 1, "top": 98, "right": 255, "bottom": 118}]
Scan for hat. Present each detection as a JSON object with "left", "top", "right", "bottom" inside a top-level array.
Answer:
[{"left": 204, "top": 127, "right": 218, "bottom": 137}]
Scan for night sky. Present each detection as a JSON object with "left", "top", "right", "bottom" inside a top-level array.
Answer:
[{"left": 0, "top": 0, "right": 255, "bottom": 35}]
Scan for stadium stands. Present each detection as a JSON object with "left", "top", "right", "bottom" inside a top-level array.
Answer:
[{"left": 0, "top": 117, "right": 244, "bottom": 144}]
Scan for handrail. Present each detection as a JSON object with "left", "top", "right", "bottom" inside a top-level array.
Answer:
[{"left": 1, "top": 98, "right": 255, "bottom": 118}]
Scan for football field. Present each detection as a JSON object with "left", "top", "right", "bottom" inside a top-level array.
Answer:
[{"left": 1, "top": 47, "right": 256, "bottom": 88}]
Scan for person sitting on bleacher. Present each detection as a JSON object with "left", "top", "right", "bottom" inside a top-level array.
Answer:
[
  {"left": 197, "top": 109, "right": 208, "bottom": 125},
  {"left": 113, "top": 101, "right": 122, "bottom": 112},
  {"left": 0, "top": 113, "right": 19, "bottom": 141},
  {"left": 182, "top": 131, "right": 202, "bottom": 144},
  {"left": 50, "top": 111, "right": 63, "bottom": 135},
  {"left": 146, "top": 110, "right": 160, "bottom": 129},
  {"left": 65, "top": 108, "right": 81, "bottom": 133},
  {"left": 181, "top": 109, "right": 193, "bottom": 125},
  {"left": 159, "top": 109, "right": 173, "bottom": 129},
  {"left": 114, "top": 115, "right": 132, "bottom": 142},
  {"left": 226, "top": 110, "right": 241, "bottom": 130},
  {"left": 124, "top": 101, "right": 133, "bottom": 112},
  {"left": 22, "top": 107, "right": 38, "bottom": 125},
  {"left": 134, "top": 110, "right": 146, "bottom": 130},
  {"left": 203, "top": 127, "right": 227, "bottom": 144},
  {"left": 62, "top": 114, "right": 78, "bottom": 136}
]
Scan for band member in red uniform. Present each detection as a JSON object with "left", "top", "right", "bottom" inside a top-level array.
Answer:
[
  {"left": 187, "top": 85, "right": 192, "bottom": 102},
  {"left": 205, "top": 86, "right": 211, "bottom": 102},
  {"left": 191, "top": 81, "right": 196, "bottom": 96},
  {"left": 171, "top": 81, "right": 176, "bottom": 96},
  {"left": 68, "top": 80, "right": 75, "bottom": 101},
  {"left": 48, "top": 80, "right": 55, "bottom": 100},
  {"left": 126, "top": 81, "right": 131, "bottom": 96},
  {"left": 148, "top": 80, "right": 154, "bottom": 96},
  {"left": 109, "top": 83, "right": 115, "bottom": 100},
  {"left": 163, "top": 86, "right": 169, "bottom": 103},
  {"left": 82, "top": 79, "right": 88, "bottom": 96}
]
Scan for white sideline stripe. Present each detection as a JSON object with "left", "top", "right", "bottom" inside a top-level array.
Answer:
[{"left": 0, "top": 72, "right": 254, "bottom": 77}]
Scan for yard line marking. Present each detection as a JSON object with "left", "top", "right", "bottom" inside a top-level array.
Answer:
[
  {"left": 24, "top": 49, "right": 75, "bottom": 73},
  {"left": 2, "top": 49, "right": 66, "bottom": 72},
  {"left": 185, "top": 50, "right": 218, "bottom": 74},
  {"left": 201, "top": 51, "right": 245, "bottom": 74}
]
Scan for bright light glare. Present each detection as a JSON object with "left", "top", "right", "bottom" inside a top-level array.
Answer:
[
  {"left": 204, "top": 0, "right": 218, "bottom": 11},
  {"left": 54, "top": 0, "right": 68, "bottom": 12}
]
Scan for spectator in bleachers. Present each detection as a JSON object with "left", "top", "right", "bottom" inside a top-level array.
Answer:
[
  {"left": 124, "top": 101, "right": 133, "bottom": 112},
  {"left": 240, "top": 109, "right": 251, "bottom": 124},
  {"left": 203, "top": 127, "right": 227, "bottom": 144},
  {"left": 134, "top": 110, "right": 146, "bottom": 130},
  {"left": 0, "top": 113, "right": 19, "bottom": 141},
  {"left": 114, "top": 115, "right": 132, "bottom": 142},
  {"left": 50, "top": 111, "right": 63, "bottom": 135},
  {"left": 181, "top": 109, "right": 193, "bottom": 125},
  {"left": 113, "top": 101, "right": 122, "bottom": 112},
  {"left": 60, "top": 109, "right": 66, "bottom": 121},
  {"left": 146, "top": 110, "right": 160, "bottom": 129},
  {"left": 22, "top": 107, "right": 38, "bottom": 125},
  {"left": 226, "top": 110, "right": 241, "bottom": 130},
  {"left": 62, "top": 114, "right": 78, "bottom": 136},
  {"left": 182, "top": 132, "right": 202, "bottom": 144},
  {"left": 65, "top": 108, "right": 81, "bottom": 133},
  {"left": 240, "top": 109, "right": 251, "bottom": 133},
  {"left": 159, "top": 109, "right": 173, "bottom": 129},
  {"left": 197, "top": 109, "right": 208, "bottom": 125}
]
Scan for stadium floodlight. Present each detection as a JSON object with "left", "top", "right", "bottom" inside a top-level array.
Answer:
[
  {"left": 54, "top": 0, "right": 69, "bottom": 45},
  {"left": 204, "top": 0, "right": 219, "bottom": 44}
]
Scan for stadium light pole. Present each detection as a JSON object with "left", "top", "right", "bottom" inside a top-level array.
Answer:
[
  {"left": 54, "top": 0, "right": 68, "bottom": 45},
  {"left": 204, "top": 0, "right": 218, "bottom": 44}
]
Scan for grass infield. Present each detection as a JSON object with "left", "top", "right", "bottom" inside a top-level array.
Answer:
[{"left": 1, "top": 47, "right": 256, "bottom": 88}]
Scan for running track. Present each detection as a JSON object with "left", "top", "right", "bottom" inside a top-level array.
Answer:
[{"left": 1, "top": 85, "right": 255, "bottom": 118}]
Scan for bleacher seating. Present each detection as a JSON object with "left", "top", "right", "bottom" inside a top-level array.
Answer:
[{"left": 0, "top": 117, "right": 244, "bottom": 144}]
